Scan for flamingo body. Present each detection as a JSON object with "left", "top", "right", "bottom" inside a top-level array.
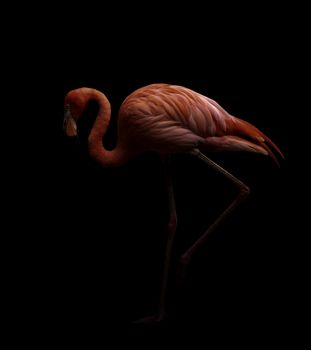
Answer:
[
  {"left": 63, "top": 83, "right": 283, "bottom": 324},
  {"left": 64, "top": 84, "right": 283, "bottom": 166}
]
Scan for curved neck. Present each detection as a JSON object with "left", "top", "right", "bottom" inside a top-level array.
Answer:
[{"left": 84, "top": 88, "right": 129, "bottom": 167}]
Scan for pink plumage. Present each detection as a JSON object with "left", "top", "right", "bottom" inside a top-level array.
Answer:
[
  {"left": 121, "top": 84, "right": 283, "bottom": 158},
  {"left": 64, "top": 83, "right": 283, "bottom": 165},
  {"left": 63, "top": 83, "right": 283, "bottom": 324}
]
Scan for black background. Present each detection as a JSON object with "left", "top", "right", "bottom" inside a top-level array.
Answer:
[{"left": 16, "top": 3, "right": 307, "bottom": 343}]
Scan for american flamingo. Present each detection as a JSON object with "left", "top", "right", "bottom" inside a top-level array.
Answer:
[{"left": 63, "top": 83, "right": 283, "bottom": 323}]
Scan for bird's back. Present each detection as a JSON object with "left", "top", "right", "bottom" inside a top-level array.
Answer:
[
  {"left": 120, "top": 84, "right": 233, "bottom": 136},
  {"left": 118, "top": 84, "right": 234, "bottom": 153},
  {"left": 118, "top": 84, "right": 283, "bottom": 162}
]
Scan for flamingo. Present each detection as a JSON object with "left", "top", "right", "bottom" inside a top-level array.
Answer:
[{"left": 63, "top": 83, "right": 283, "bottom": 324}]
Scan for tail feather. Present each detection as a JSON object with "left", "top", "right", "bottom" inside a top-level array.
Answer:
[
  {"left": 229, "top": 117, "right": 284, "bottom": 165},
  {"left": 258, "top": 130, "right": 284, "bottom": 159},
  {"left": 261, "top": 143, "right": 280, "bottom": 167},
  {"left": 202, "top": 136, "right": 269, "bottom": 155}
]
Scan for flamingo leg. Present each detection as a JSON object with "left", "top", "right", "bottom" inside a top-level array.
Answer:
[
  {"left": 133, "top": 157, "right": 177, "bottom": 324},
  {"left": 177, "top": 149, "right": 250, "bottom": 281},
  {"left": 157, "top": 156, "right": 178, "bottom": 319}
]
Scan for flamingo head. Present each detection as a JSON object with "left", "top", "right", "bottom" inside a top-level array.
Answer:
[
  {"left": 63, "top": 88, "right": 89, "bottom": 137},
  {"left": 63, "top": 104, "right": 77, "bottom": 137}
]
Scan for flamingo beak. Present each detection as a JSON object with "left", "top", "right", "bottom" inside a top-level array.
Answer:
[{"left": 63, "top": 105, "right": 77, "bottom": 137}]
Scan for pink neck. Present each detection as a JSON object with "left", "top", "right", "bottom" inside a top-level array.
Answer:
[{"left": 79, "top": 88, "right": 130, "bottom": 167}]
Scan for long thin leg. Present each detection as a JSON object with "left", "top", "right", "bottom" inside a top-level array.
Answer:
[
  {"left": 133, "top": 157, "right": 177, "bottom": 324},
  {"left": 178, "top": 149, "right": 250, "bottom": 280},
  {"left": 157, "top": 156, "right": 178, "bottom": 319}
]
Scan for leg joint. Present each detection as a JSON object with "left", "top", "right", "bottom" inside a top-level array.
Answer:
[
  {"left": 180, "top": 252, "right": 191, "bottom": 266},
  {"left": 240, "top": 184, "right": 250, "bottom": 198}
]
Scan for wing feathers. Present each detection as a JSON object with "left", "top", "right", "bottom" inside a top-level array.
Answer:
[
  {"left": 229, "top": 117, "right": 284, "bottom": 164},
  {"left": 120, "top": 84, "right": 283, "bottom": 163}
]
